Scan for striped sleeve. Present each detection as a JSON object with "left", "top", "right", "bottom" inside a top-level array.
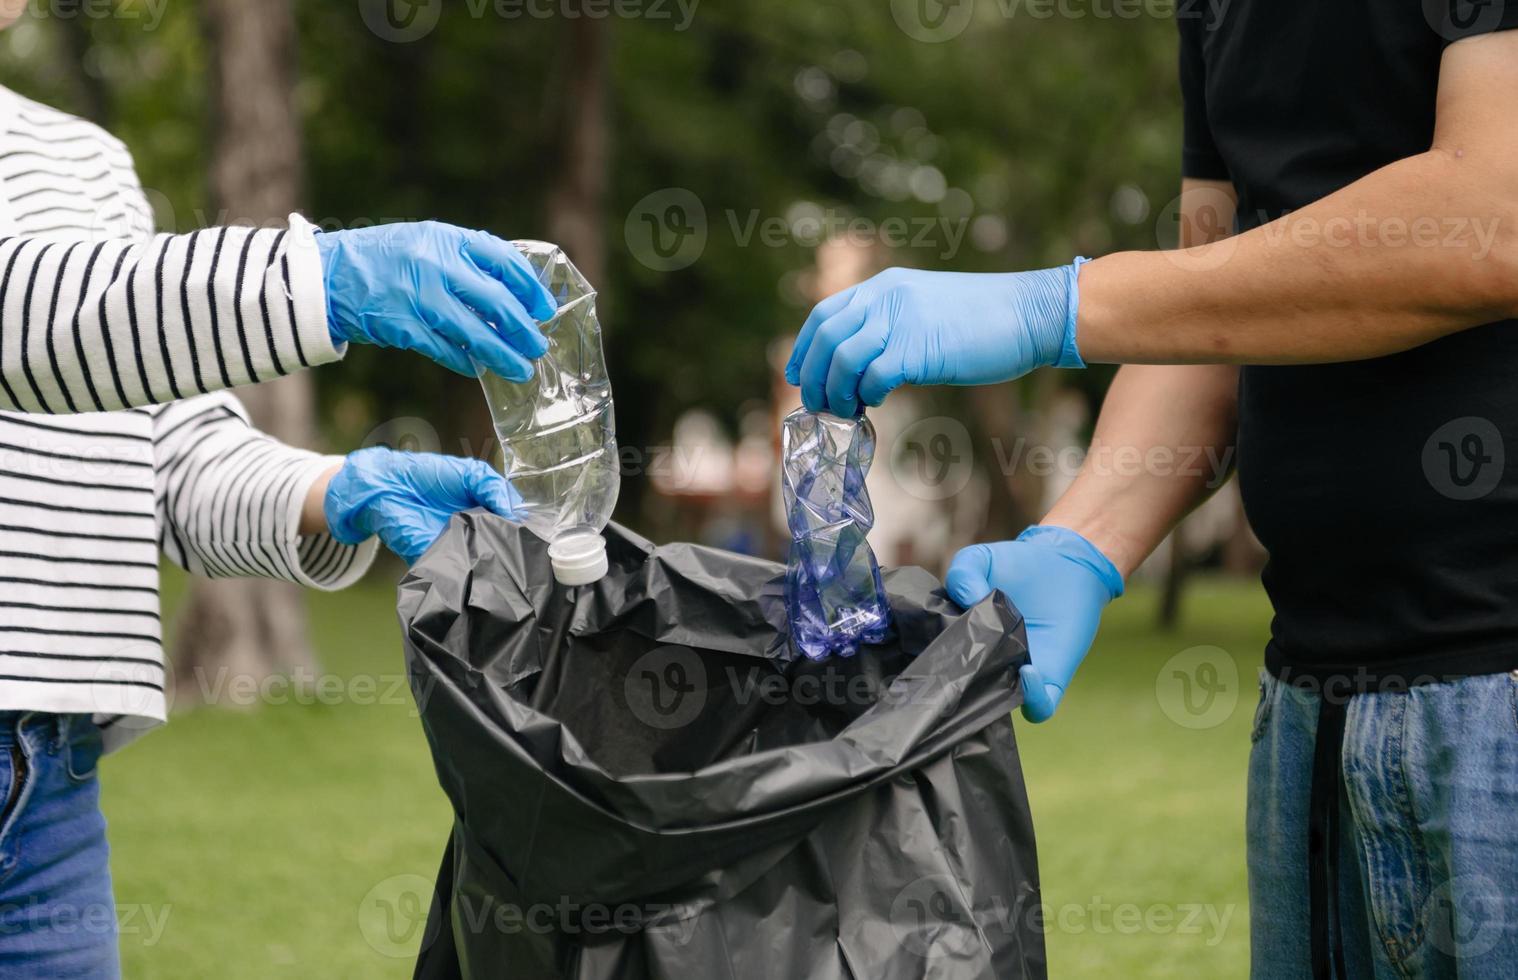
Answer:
[
  {"left": 0, "top": 214, "right": 339, "bottom": 414},
  {"left": 151, "top": 392, "right": 376, "bottom": 591}
]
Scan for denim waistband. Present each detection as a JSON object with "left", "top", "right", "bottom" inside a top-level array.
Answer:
[
  {"left": 1266, "top": 639, "right": 1518, "bottom": 694},
  {"left": 0, "top": 712, "right": 82, "bottom": 749}
]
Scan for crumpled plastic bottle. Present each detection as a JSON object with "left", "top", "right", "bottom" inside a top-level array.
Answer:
[
  {"left": 476, "top": 241, "right": 620, "bottom": 586},
  {"left": 782, "top": 409, "right": 892, "bottom": 659}
]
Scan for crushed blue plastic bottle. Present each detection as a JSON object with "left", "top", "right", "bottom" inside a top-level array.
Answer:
[{"left": 782, "top": 409, "right": 892, "bottom": 659}]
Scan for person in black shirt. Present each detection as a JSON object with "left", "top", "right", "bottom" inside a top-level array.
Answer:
[{"left": 789, "top": 4, "right": 1518, "bottom": 976}]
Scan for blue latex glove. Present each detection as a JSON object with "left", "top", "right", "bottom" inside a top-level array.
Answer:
[
  {"left": 324, "top": 447, "right": 521, "bottom": 564},
  {"left": 315, "top": 222, "right": 557, "bottom": 381},
  {"left": 945, "top": 525, "right": 1123, "bottom": 722},
  {"left": 785, "top": 258, "right": 1089, "bottom": 418}
]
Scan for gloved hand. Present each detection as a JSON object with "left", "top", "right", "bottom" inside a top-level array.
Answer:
[
  {"left": 785, "top": 259, "right": 1089, "bottom": 418},
  {"left": 315, "top": 222, "right": 557, "bottom": 381},
  {"left": 324, "top": 447, "right": 521, "bottom": 564},
  {"left": 945, "top": 525, "right": 1123, "bottom": 722}
]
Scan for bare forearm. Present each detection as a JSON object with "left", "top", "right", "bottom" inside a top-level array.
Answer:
[
  {"left": 1079, "top": 152, "right": 1518, "bottom": 365},
  {"left": 1080, "top": 37, "right": 1518, "bottom": 366},
  {"left": 300, "top": 464, "right": 341, "bottom": 536},
  {"left": 1043, "top": 364, "right": 1238, "bottom": 576}
]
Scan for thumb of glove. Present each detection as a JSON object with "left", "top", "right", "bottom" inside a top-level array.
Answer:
[
  {"left": 945, "top": 544, "right": 996, "bottom": 608},
  {"left": 1018, "top": 663, "right": 1063, "bottom": 723}
]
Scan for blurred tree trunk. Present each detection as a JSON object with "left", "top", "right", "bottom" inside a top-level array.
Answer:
[
  {"left": 171, "top": 0, "right": 318, "bottom": 706},
  {"left": 56, "top": 4, "right": 109, "bottom": 125},
  {"left": 966, "top": 386, "right": 1024, "bottom": 541},
  {"left": 1159, "top": 529, "right": 1187, "bottom": 629},
  {"left": 966, "top": 374, "right": 1052, "bottom": 541},
  {"left": 545, "top": 8, "right": 609, "bottom": 286}
]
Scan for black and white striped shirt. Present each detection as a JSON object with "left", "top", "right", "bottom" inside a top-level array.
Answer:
[{"left": 0, "top": 85, "right": 376, "bottom": 746}]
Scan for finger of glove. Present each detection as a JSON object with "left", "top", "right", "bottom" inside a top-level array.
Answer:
[
  {"left": 379, "top": 312, "right": 477, "bottom": 377},
  {"left": 378, "top": 514, "right": 439, "bottom": 566},
  {"left": 462, "top": 459, "right": 522, "bottom": 518},
  {"left": 798, "top": 302, "right": 867, "bottom": 414},
  {"left": 858, "top": 349, "right": 908, "bottom": 408},
  {"left": 449, "top": 260, "right": 550, "bottom": 361},
  {"left": 421, "top": 285, "right": 535, "bottom": 381},
  {"left": 945, "top": 544, "right": 996, "bottom": 608},
  {"left": 825, "top": 319, "right": 888, "bottom": 419},
  {"left": 461, "top": 230, "right": 557, "bottom": 322},
  {"left": 1018, "top": 664, "right": 1061, "bottom": 723},
  {"left": 787, "top": 286, "right": 858, "bottom": 385}
]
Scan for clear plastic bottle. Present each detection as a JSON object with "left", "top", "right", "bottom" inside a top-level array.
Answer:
[
  {"left": 782, "top": 409, "right": 892, "bottom": 658},
  {"left": 477, "top": 241, "right": 619, "bottom": 585}
]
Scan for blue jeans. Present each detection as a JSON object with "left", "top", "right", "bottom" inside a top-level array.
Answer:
[
  {"left": 0, "top": 713, "right": 117, "bottom": 979},
  {"left": 1248, "top": 670, "right": 1518, "bottom": 979}
]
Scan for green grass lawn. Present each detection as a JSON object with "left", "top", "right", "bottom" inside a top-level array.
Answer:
[
  {"left": 103, "top": 569, "right": 1268, "bottom": 978},
  {"left": 1018, "top": 576, "right": 1266, "bottom": 978}
]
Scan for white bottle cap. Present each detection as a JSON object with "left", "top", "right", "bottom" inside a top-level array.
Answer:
[{"left": 547, "top": 531, "right": 609, "bottom": 586}]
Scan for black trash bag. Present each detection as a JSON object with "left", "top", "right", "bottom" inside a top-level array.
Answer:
[{"left": 399, "top": 514, "right": 1046, "bottom": 980}]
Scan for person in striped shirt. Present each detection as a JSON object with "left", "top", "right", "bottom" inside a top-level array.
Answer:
[{"left": 0, "top": 7, "right": 558, "bottom": 976}]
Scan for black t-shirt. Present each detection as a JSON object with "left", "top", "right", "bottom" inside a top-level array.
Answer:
[{"left": 1178, "top": 0, "right": 1518, "bottom": 684}]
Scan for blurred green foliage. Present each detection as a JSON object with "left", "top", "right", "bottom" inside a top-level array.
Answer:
[{"left": 0, "top": 0, "right": 1185, "bottom": 528}]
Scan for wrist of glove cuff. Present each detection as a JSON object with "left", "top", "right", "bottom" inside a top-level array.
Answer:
[
  {"left": 323, "top": 454, "right": 382, "bottom": 546},
  {"left": 1016, "top": 524, "right": 1124, "bottom": 599},
  {"left": 1014, "top": 257, "right": 1091, "bottom": 372},
  {"left": 313, "top": 231, "right": 351, "bottom": 351},
  {"left": 1055, "top": 257, "right": 1090, "bottom": 369}
]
